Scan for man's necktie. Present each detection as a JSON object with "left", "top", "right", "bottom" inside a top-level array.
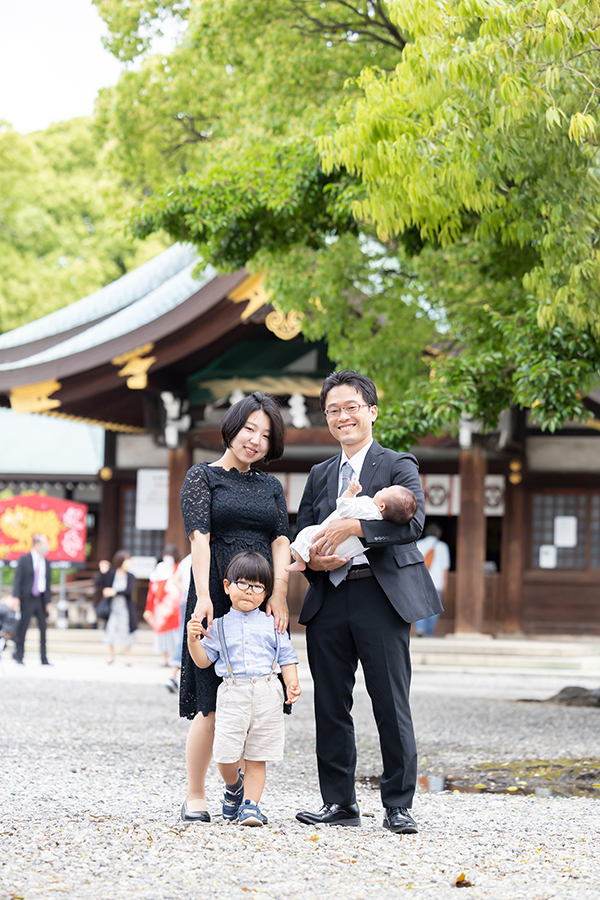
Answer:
[{"left": 330, "top": 461, "right": 355, "bottom": 586}]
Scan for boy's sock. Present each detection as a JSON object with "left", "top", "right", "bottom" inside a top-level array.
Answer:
[{"left": 226, "top": 775, "right": 243, "bottom": 791}]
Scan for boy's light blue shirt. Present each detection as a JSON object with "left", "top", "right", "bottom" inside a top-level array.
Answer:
[{"left": 201, "top": 607, "right": 298, "bottom": 678}]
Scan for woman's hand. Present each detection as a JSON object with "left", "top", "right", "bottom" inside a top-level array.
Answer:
[
  {"left": 265, "top": 592, "right": 289, "bottom": 634},
  {"left": 193, "top": 593, "right": 214, "bottom": 637},
  {"left": 102, "top": 587, "right": 116, "bottom": 598}
]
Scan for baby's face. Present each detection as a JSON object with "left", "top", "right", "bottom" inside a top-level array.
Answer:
[{"left": 373, "top": 487, "right": 396, "bottom": 511}]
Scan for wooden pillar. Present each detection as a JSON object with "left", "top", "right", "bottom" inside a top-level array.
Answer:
[
  {"left": 498, "top": 478, "right": 525, "bottom": 633},
  {"left": 454, "top": 437, "right": 487, "bottom": 633},
  {"left": 165, "top": 444, "right": 193, "bottom": 559},
  {"left": 96, "top": 431, "right": 118, "bottom": 563}
]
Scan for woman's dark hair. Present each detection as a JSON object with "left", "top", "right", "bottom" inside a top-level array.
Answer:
[
  {"left": 112, "top": 549, "right": 131, "bottom": 570},
  {"left": 220, "top": 392, "right": 285, "bottom": 463},
  {"left": 319, "top": 370, "right": 378, "bottom": 411},
  {"left": 224, "top": 551, "right": 274, "bottom": 598},
  {"left": 162, "top": 544, "right": 180, "bottom": 563},
  {"left": 424, "top": 523, "right": 443, "bottom": 539}
]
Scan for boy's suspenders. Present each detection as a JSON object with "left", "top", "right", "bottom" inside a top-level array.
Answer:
[{"left": 215, "top": 616, "right": 281, "bottom": 684}]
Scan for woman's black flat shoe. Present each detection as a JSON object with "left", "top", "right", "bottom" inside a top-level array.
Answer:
[{"left": 181, "top": 800, "right": 211, "bottom": 823}]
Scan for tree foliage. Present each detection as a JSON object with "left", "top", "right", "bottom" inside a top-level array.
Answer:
[
  {"left": 96, "top": 0, "right": 600, "bottom": 441},
  {"left": 0, "top": 118, "right": 168, "bottom": 335}
]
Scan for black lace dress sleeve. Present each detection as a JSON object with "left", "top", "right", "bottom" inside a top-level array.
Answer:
[
  {"left": 178, "top": 465, "right": 291, "bottom": 719},
  {"left": 180, "top": 464, "right": 211, "bottom": 537}
]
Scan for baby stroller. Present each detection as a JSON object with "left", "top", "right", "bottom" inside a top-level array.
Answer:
[{"left": 0, "top": 599, "right": 19, "bottom": 660}]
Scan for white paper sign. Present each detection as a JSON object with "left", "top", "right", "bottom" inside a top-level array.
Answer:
[
  {"left": 539, "top": 544, "right": 558, "bottom": 569},
  {"left": 553, "top": 515, "right": 577, "bottom": 548},
  {"left": 129, "top": 556, "right": 158, "bottom": 579},
  {"left": 136, "top": 469, "right": 169, "bottom": 531}
]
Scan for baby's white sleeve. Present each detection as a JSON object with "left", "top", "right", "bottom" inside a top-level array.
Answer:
[{"left": 336, "top": 496, "right": 383, "bottom": 520}]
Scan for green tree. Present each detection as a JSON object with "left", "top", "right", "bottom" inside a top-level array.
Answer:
[
  {"left": 96, "top": 0, "right": 600, "bottom": 445},
  {"left": 0, "top": 118, "right": 168, "bottom": 335}
]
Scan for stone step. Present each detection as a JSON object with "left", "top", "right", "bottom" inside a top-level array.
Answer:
[{"left": 19, "top": 628, "right": 600, "bottom": 675}]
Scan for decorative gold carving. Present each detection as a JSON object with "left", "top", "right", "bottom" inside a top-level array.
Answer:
[
  {"left": 199, "top": 375, "right": 322, "bottom": 399},
  {"left": 43, "top": 411, "right": 145, "bottom": 433},
  {"left": 99, "top": 467, "right": 113, "bottom": 481},
  {"left": 265, "top": 308, "right": 303, "bottom": 341},
  {"left": 111, "top": 343, "right": 156, "bottom": 390},
  {"left": 10, "top": 379, "right": 62, "bottom": 414},
  {"left": 228, "top": 274, "right": 273, "bottom": 320}
]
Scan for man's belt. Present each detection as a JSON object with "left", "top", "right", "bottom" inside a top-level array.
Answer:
[{"left": 345, "top": 566, "right": 373, "bottom": 582}]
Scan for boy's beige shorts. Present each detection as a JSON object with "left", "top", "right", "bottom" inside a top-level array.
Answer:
[{"left": 213, "top": 675, "right": 285, "bottom": 764}]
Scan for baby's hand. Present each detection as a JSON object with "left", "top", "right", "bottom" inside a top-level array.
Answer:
[
  {"left": 344, "top": 476, "right": 361, "bottom": 497},
  {"left": 285, "top": 682, "right": 302, "bottom": 704},
  {"left": 186, "top": 613, "right": 204, "bottom": 641}
]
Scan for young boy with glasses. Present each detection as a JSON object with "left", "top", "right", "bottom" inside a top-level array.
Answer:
[{"left": 187, "top": 550, "right": 301, "bottom": 826}]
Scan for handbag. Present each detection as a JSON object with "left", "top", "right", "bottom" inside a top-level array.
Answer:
[{"left": 95, "top": 595, "right": 112, "bottom": 620}]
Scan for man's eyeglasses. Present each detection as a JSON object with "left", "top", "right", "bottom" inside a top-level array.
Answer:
[
  {"left": 230, "top": 580, "right": 266, "bottom": 594},
  {"left": 324, "top": 403, "right": 371, "bottom": 419}
]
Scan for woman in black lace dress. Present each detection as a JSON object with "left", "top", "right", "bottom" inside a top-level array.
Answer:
[{"left": 179, "top": 392, "right": 291, "bottom": 821}]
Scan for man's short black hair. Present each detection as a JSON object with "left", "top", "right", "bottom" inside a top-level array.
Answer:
[
  {"left": 424, "top": 523, "right": 443, "bottom": 539},
  {"left": 224, "top": 551, "right": 274, "bottom": 598},
  {"left": 220, "top": 392, "right": 285, "bottom": 463},
  {"left": 320, "top": 370, "right": 378, "bottom": 411}
]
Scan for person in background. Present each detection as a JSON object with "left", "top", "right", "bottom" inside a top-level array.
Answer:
[
  {"left": 144, "top": 545, "right": 181, "bottom": 668},
  {"left": 164, "top": 552, "right": 192, "bottom": 694},
  {"left": 12, "top": 533, "right": 52, "bottom": 666},
  {"left": 415, "top": 523, "right": 450, "bottom": 637},
  {"left": 96, "top": 551, "right": 137, "bottom": 665}
]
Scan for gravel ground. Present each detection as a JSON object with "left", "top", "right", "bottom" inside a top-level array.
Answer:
[{"left": 1, "top": 674, "right": 599, "bottom": 900}]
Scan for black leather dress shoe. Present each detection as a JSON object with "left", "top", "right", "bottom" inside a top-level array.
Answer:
[
  {"left": 181, "top": 800, "right": 211, "bottom": 823},
  {"left": 13, "top": 658, "right": 24, "bottom": 665},
  {"left": 296, "top": 803, "right": 361, "bottom": 826},
  {"left": 383, "top": 807, "right": 418, "bottom": 834}
]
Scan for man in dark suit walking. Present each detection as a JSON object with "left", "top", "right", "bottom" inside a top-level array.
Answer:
[
  {"left": 295, "top": 371, "right": 442, "bottom": 834},
  {"left": 12, "top": 533, "right": 52, "bottom": 665}
]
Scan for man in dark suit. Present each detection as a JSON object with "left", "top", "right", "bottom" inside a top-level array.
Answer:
[
  {"left": 12, "top": 533, "right": 52, "bottom": 665},
  {"left": 295, "top": 371, "right": 442, "bottom": 834}
]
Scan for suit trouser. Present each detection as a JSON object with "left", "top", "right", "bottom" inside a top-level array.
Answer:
[
  {"left": 306, "top": 575, "right": 417, "bottom": 809},
  {"left": 14, "top": 597, "right": 48, "bottom": 663}
]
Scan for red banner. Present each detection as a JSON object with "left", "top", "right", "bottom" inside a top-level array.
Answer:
[{"left": 0, "top": 494, "right": 88, "bottom": 562}]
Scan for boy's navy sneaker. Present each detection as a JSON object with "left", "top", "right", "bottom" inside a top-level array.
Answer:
[
  {"left": 238, "top": 800, "right": 266, "bottom": 827},
  {"left": 222, "top": 772, "right": 244, "bottom": 821}
]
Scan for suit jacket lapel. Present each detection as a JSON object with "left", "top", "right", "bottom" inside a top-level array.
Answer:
[
  {"left": 358, "top": 441, "right": 385, "bottom": 496},
  {"left": 327, "top": 453, "right": 342, "bottom": 512}
]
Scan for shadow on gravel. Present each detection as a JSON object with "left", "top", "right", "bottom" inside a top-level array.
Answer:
[{"left": 357, "top": 758, "right": 600, "bottom": 798}]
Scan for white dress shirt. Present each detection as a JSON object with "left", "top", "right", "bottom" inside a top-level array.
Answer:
[{"left": 31, "top": 549, "right": 47, "bottom": 593}]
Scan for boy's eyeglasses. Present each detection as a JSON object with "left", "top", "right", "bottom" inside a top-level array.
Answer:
[
  {"left": 324, "top": 403, "right": 370, "bottom": 419},
  {"left": 230, "top": 580, "right": 266, "bottom": 595}
]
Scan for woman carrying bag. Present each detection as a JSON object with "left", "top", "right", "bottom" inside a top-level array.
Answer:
[{"left": 95, "top": 550, "right": 137, "bottom": 665}]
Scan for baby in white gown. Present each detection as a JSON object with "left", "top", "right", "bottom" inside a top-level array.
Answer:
[{"left": 286, "top": 477, "right": 418, "bottom": 572}]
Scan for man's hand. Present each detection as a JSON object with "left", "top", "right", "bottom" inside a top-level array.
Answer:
[
  {"left": 306, "top": 543, "right": 350, "bottom": 572},
  {"left": 193, "top": 594, "right": 214, "bottom": 637},
  {"left": 311, "top": 518, "right": 363, "bottom": 557}
]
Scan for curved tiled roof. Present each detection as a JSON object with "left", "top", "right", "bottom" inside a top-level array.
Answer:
[{"left": 0, "top": 242, "right": 197, "bottom": 353}]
